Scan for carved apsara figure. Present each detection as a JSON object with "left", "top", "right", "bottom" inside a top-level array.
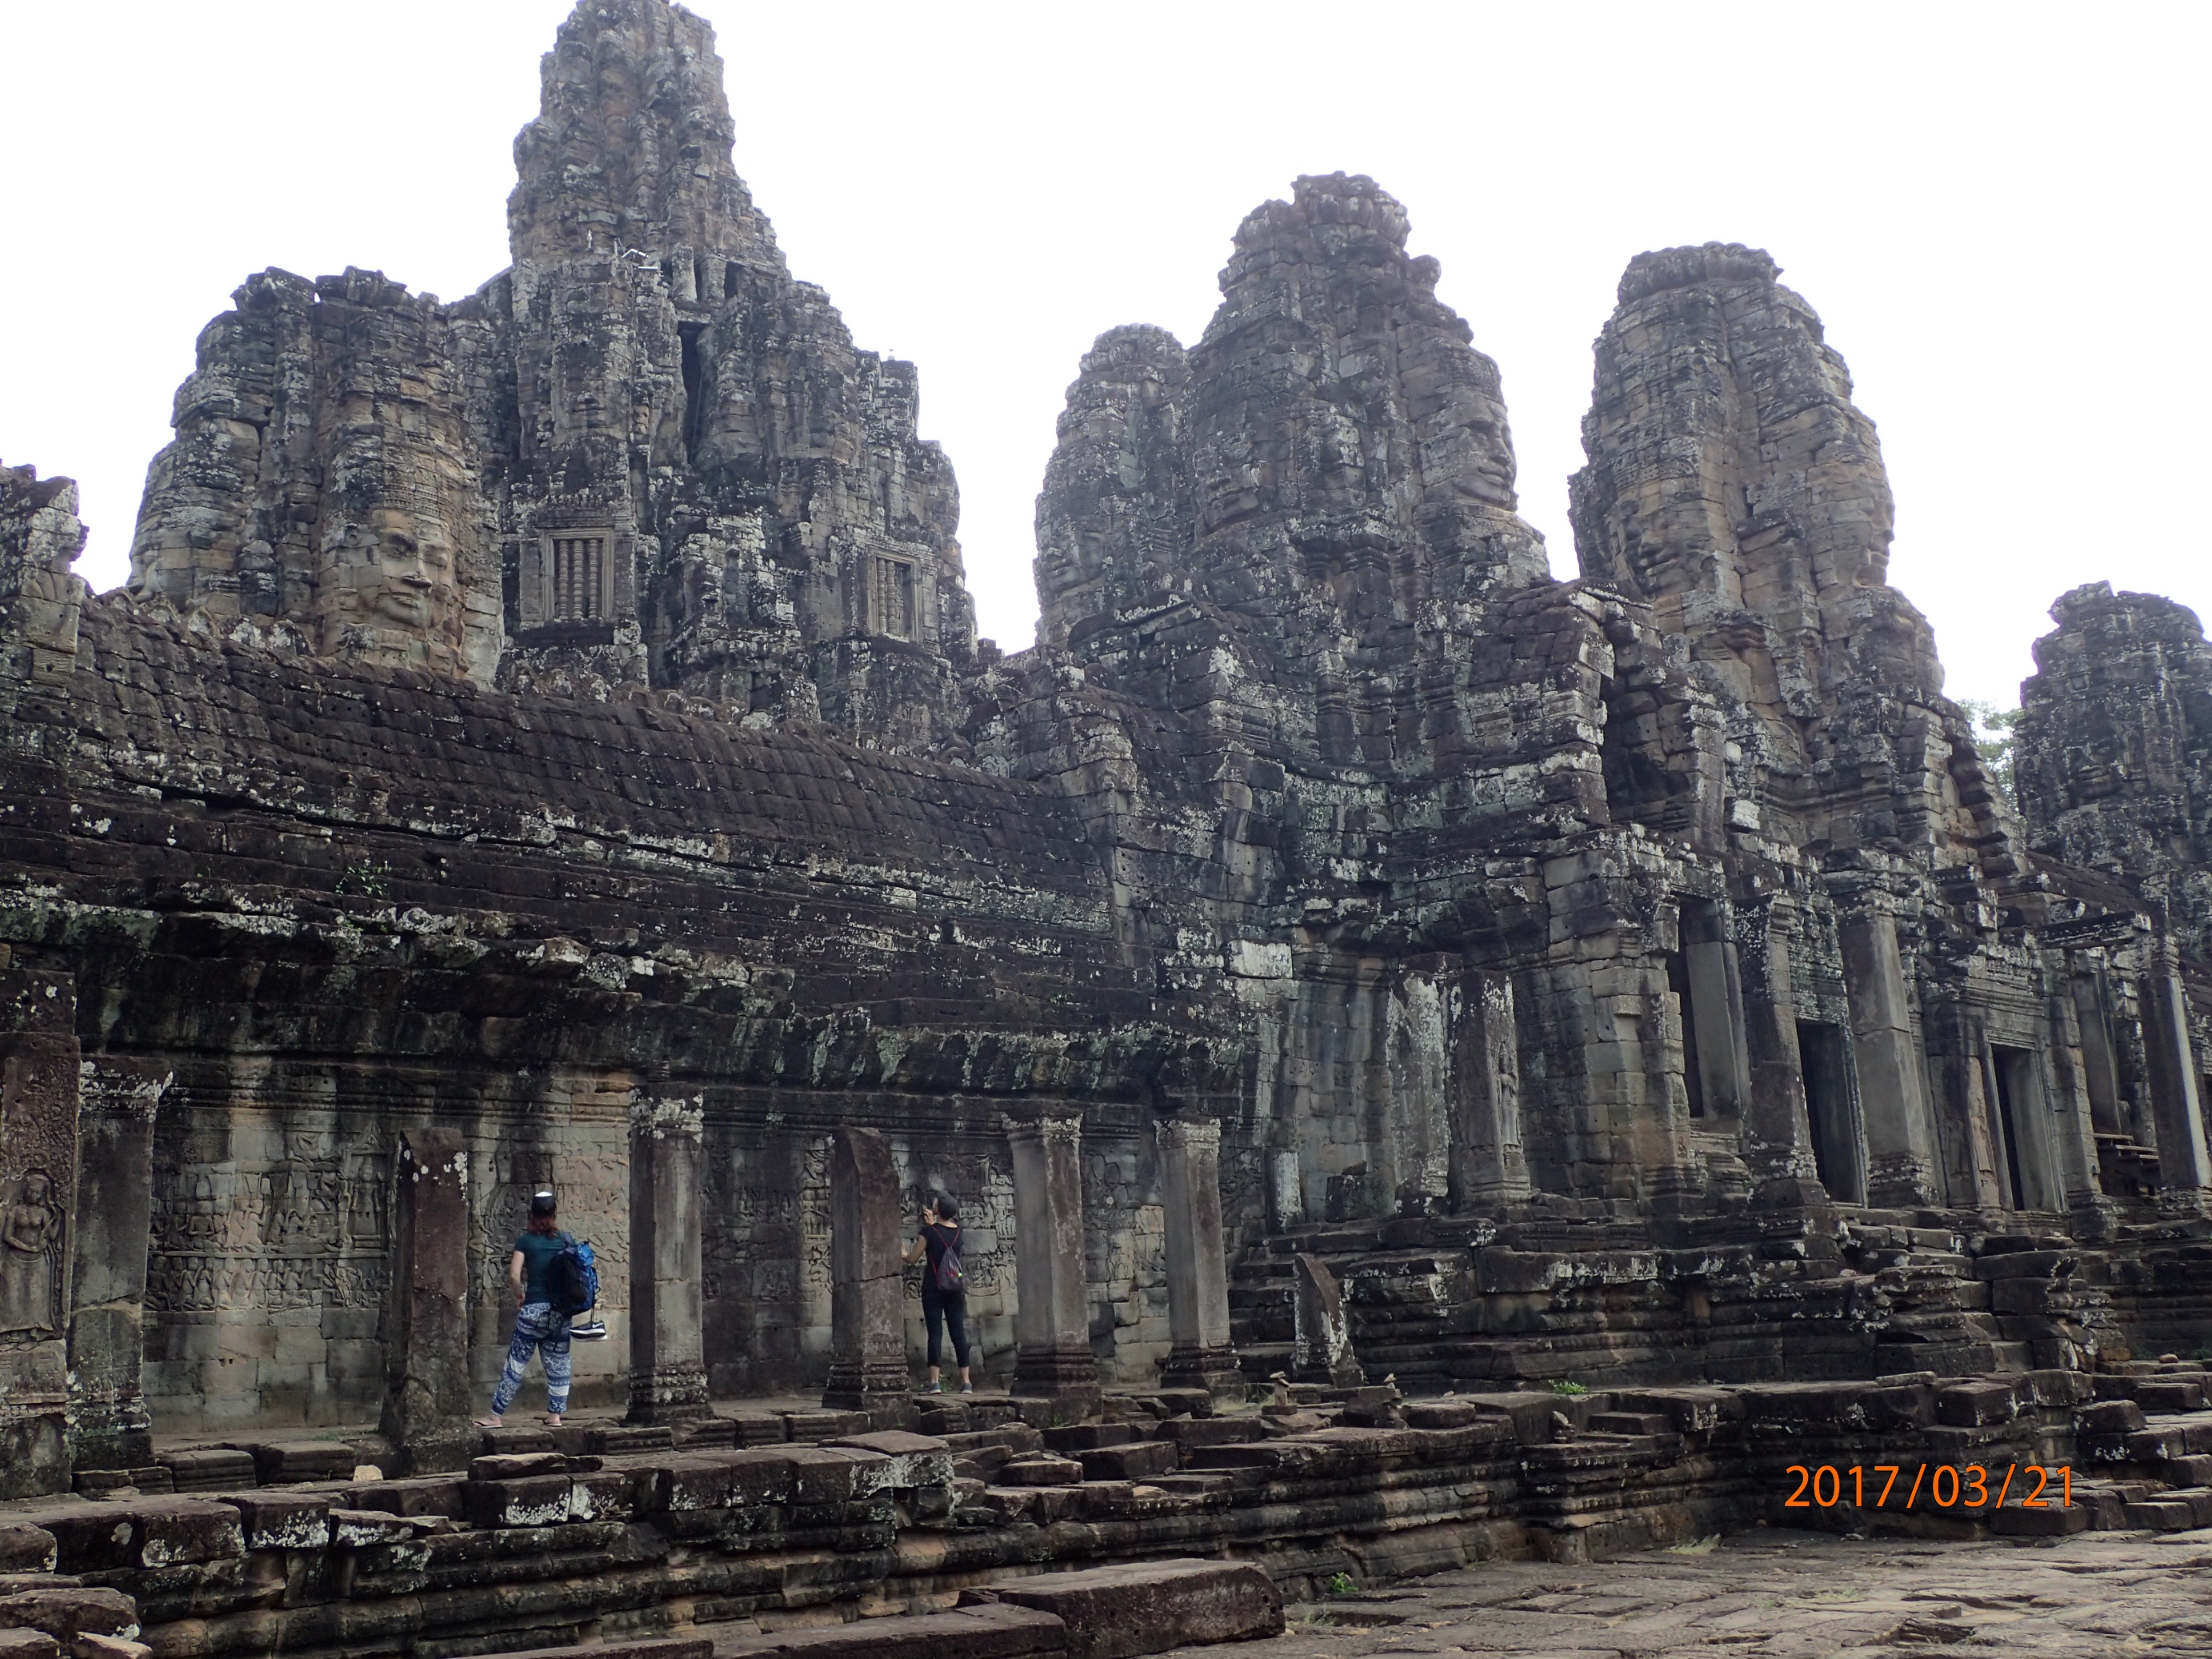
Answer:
[{"left": 0, "top": 1169, "right": 64, "bottom": 1334}]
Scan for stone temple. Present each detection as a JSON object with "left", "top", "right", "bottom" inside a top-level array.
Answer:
[{"left": 2, "top": 2, "right": 2212, "bottom": 1652}]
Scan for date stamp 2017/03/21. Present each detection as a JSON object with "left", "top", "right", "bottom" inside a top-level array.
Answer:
[{"left": 1785, "top": 1463, "right": 2074, "bottom": 1510}]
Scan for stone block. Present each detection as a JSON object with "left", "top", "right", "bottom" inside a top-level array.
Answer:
[
  {"left": 2136, "top": 1381, "right": 2206, "bottom": 1413},
  {"left": 2079, "top": 1400, "right": 2148, "bottom": 1434},
  {"left": 825, "top": 1432, "right": 953, "bottom": 1489},
  {"left": 1074, "top": 1441, "right": 1177, "bottom": 1481},
  {"left": 342, "top": 1477, "right": 463, "bottom": 1519},
  {"left": 1972, "top": 1250, "right": 2073, "bottom": 1280},
  {"left": 998, "top": 1457, "right": 1086, "bottom": 1486},
  {"left": 155, "top": 1449, "right": 254, "bottom": 1492},
  {"left": 650, "top": 1455, "right": 739, "bottom": 1513},
  {"left": 1990, "top": 1499, "right": 2090, "bottom": 1536},
  {"left": 1042, "top": 1425, "right": 1133, "bottom": 1453},
  {"left": 2124, "top": 1498, "right": 2198, "bottom": 1530},
  {"left": 130, "top": 1499, "right": 243, "bottom": 1566},
  {"left": 465, "top": 1475, "right": 572, "bottom": 1529},
  {"left": 993, "top": 1558, "right": 1283, "bottom": 1659},
  {"left": 0, "top": 1533, "right": 54, "bottom": 1575},
  {"left": 211, "top": 1493, "right": 330, "bottom": 1550},
  {"left": 1935, "top": 1383, "right": 2015, "bottom": 1427},
  {"left": 0, "top": 1592, "right": 134, "bottom": 1645},
  {"left": 0, "top": 1630, "right": 59, "bottom": 1659},
  {"left": 69, "top": 1636, "right": 151, "bottom": 1659},
  {"left": 487, "top": 1642, "right": 708, "bottom": 1659},
  {"left": 713, "top": 1605, "right": 1065, "bottom": 1659},
  {"left": 469, "top": 1453, "right": 566, "bottom": 1481},
  {"left": 244, "top": 1443, "right": 354, "bottom": 1485},
  {"left": 569, "top": 1470, "right": 635, "bottom": 1521},
  {"left": 328, "top": 1509, "right": 418, "bottom": 1547},
  {"left": 36, "top": 1509, "right": 138, "bottom": 1575}
]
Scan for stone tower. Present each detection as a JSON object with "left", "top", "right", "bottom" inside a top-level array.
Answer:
[{"left": 129, "top": 0, "right": 978, "bottom": 749}]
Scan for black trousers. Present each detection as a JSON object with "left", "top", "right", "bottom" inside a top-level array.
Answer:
[{"left": 922, "top": 1285, "right": 969, "bottom": 1369}]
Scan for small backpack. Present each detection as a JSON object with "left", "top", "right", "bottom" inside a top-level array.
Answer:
[
  {"left": 933, "top": 1228, "right": 964, "bottom": 1295},
  {"left": 548, "top": 1234, "right": 599, "bottom": 1317}
]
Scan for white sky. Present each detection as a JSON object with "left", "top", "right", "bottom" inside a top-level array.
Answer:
[{"left": 2, "top": 2, "right": 2204, "bottom": 711}]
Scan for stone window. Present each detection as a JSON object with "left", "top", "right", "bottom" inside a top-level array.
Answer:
[
  {"left": 553, "top": 535, "right": 606, "bottom": 620},
  {"left": 871, "top": 556, "right": 916, "bottom": 640},
  {"left": 526, "top": 531, "right": 618, "bottom": 629}
]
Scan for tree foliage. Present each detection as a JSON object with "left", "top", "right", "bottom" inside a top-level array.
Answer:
[{"left": 1959, "top": 699, "right": 2022, "bottom": 806}]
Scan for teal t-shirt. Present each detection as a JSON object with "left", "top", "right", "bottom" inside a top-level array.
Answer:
[{"left": 515, "top": 1230, "right": 569, "bottom": 1302}]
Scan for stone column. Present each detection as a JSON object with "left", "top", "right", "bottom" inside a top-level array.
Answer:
[
  {"left": 2044, "top": 988, "right": 2118, "bottom": 1234},
  {"left": 1006, "top": 1110, "right": 1099, "bottom": 1418},
  {"left": 821, "top": 1126, "right": 908, "bottom": 1413},
  {"left": 66, "top": 1059, "right": 168, "bottom": 1472},
  {"left": 2139, "top": 947, "right": 2211, "bottom": 1212},
  {"left": 1838, "top": 898, "right": 1940, "bottom": 1207},
  {"left": 0, "top": 965, "right": 82, "bottom": 1498},
  {"left": 1292, "top": 1253, "right": 1363, "bottom": 1387},
  {"left": 627, "top": 1093, "right": 709, "bottom": 1422},
  {"left": 1682, "top": 900, "right": 1754, "bottom": 1118},
  {"left": 378, "top": 1127, "right": 475, "bottom": 1474},
  {"left": 1446, "top": 969, "right": 1530, "bottom": 1208},
  {"left": 1735, "top": 897, "right": 1826, "bottom": 1201},
  {"left": 1155, "top": 1116, "right": 1242, "bottom": 1400}
]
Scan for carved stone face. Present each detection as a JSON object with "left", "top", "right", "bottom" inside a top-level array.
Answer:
[
  {"left": 318, "top": 506, "right": 464, "bottom": 669},
  {"left": 18, "top": 1173, "right": 49, "bottom": 1209}
]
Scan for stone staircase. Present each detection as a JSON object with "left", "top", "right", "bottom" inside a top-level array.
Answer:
[{"left": 1226, "top": 1206, "right": 2142, "bottom": 1391}]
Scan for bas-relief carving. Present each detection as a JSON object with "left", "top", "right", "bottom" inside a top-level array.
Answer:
[
  {"left": 146, "top": 1143, "right": 394, "bottom": 1317},
  {"left": 0, "top": 1169, "right": 63, "bottom": 1336}
]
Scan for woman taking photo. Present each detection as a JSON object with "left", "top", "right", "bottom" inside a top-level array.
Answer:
[{"left": 902, "top": 1193, "right": 972, "bottom": 1394}]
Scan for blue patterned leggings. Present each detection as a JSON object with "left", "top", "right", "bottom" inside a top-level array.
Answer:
[{"left": 492, "top": 1301, "right": 571, "bottom": 1415}]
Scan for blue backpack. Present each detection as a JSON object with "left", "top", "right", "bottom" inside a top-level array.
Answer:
[{"left": 548, "top": 1234, "right": 599, "bottom": 1317}]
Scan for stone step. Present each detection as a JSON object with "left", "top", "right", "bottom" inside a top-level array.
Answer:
[
  {"left": 710, "top": 1604, "right": 1063, "bottom": 1659},
  {"left": 988, "top": 1557, "right": 1284, "bottom": 1659}
]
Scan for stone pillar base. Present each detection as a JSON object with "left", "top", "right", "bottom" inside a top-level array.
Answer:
[
  {"left": 1161, "top": 1342, "right": 1246, "bottom": 1401},
  {"left": 1750, "top": 1175, "right": 1832, "bottom": 1212},
  {"left": 1011, "top": 1338, "right": 1102, "bottom": 1421},
  {"left": 386, "top": 1421, "right": 478, "bottom": 1477},
  {"left": 627, "top": 1363, "right": 711, "bottom": 1425},
  {"left": 1868, "top": 1155, "right": 1938, "bottom": 1209},
  {"left": 822, "top": 1360, "right": 910, "bottom": 1414}
]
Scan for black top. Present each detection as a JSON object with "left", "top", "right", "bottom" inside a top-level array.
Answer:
[{"left": 920, "top": 1221, "right": 961, "bottom": 1292}]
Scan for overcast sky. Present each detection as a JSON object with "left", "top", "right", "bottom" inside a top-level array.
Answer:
[{"left": 2, "top": 2, "right": 2204, "bottom": 710}]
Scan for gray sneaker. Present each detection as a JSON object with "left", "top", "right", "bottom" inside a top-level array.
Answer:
[
  {"left": 959, "top": 1382, "right": 974, "bottom": 1394},
  {"left": 920, "top": 1381, "right": 942, "bottom": 1394}
]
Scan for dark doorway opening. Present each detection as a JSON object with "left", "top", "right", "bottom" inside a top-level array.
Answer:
[
  {"left": 678, "top": 323, "right": 710, "bottom": 464},
  {"left": 1797, "top": 1020, "right": 1859, "bottom": 1201},
  {"left": 1666, "top": 950, "right": 1706, "bottom": 1118},
  {"left": 1990, "top": 1044, "right": 2034, "bottom": 1209}
]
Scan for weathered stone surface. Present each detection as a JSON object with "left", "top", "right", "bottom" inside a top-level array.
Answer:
[
  {"left": 628, "top": 1093, "right": 709, "bottom": 1422},
  {"left": 714, "top": 1605, "right": 1063, "bottom": 1659},
  {"left": 1007, "top": 1111, "right": 1098, "bottom": 1414},
  {"left": 1290, "top": 1253, "right": 1362, "bottom": 1388},
  {"left": 822, "top": 1129, "right": 908, "bottom": 1413},
  {"left": 992, "top": 1559, "right": 1283, "bottom": 1659},
  {"left": 377, "top": 1129, "right": 473, "bottom": 1474},
  {"left": 0, "top": 969, "right": 80, "bottom": 1499}
]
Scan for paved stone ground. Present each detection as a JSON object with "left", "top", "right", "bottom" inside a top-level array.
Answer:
[{"left": 1195, "top": 1529, "right": 2212, "bottom": 1656}]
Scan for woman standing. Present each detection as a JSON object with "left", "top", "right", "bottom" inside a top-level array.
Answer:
[
  {"left": 476, "top": 1190, "right": 573, "bottom": 1428},
  {"left": 901, "top": 1193, "right": 972, "bottom": 1394}
]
